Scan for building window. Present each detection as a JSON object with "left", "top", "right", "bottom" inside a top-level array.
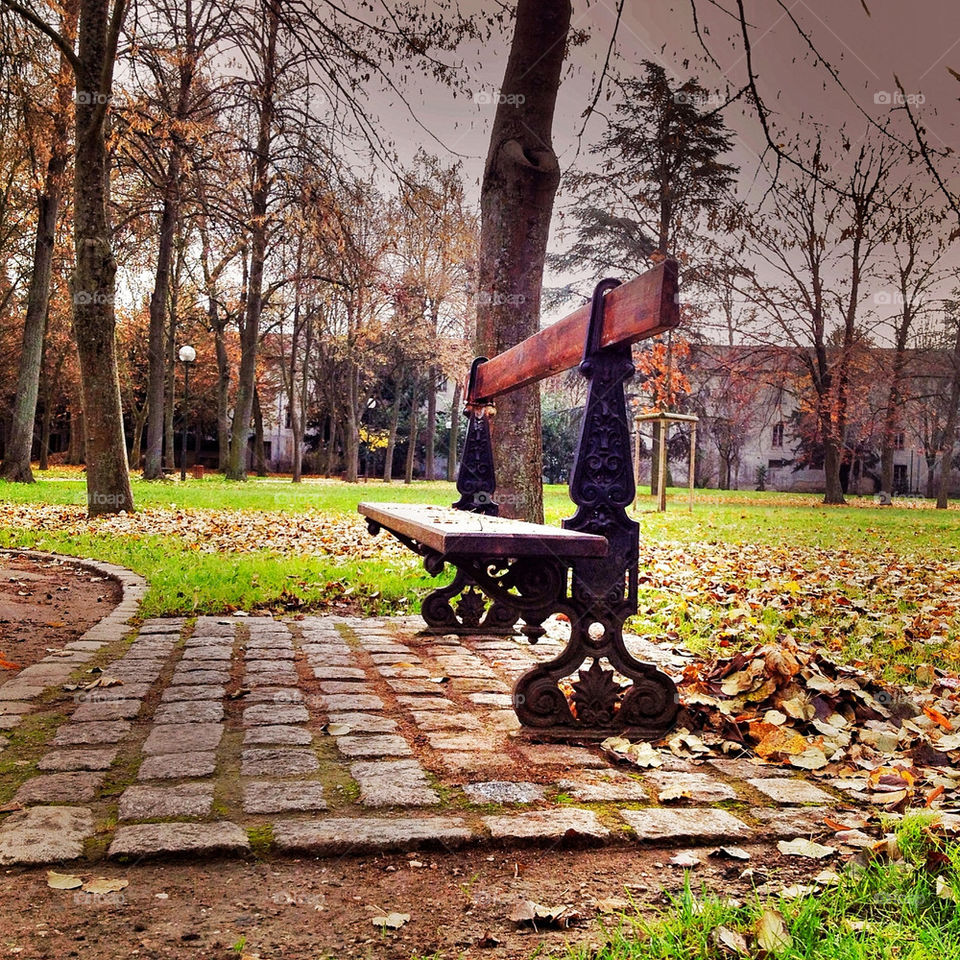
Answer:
[
  {"left": 768, "top": 459, "right": 786, "bottom": 469},
  {"left": 895, "top": 431, "right": 905, "bottom": 450},
  {"left": 772, "top": 421, "right": 784, "bottom": 448},
  {"left": 893, "top": 463, "right": 908, "bottom": 494}
]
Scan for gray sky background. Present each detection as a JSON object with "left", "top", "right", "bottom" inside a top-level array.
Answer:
[{"left": 371, "top": 1, "right": 960, "bottom": 329}]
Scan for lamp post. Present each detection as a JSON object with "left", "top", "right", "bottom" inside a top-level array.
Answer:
[{"left": 178, "top": 345, "right": 196, "bottom": 481}]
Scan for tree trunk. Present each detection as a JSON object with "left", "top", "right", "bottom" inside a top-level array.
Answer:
[
  {"left": 936, "top": 326, "right": 960, "bottom": 510},
  {"left": 129, "top": 403, "right": 147, "bottom": 472},
  {"left": 0, "top": 0, "right": 77, "bottom": 483},
  {"left": 650, "top": 421, "right": 662, "bottom": 495},
  {"left": 143, "top": 150, "right": 182, "bottom": 479},
  {"left": 424, "top": 364, "right": 437, "bottom": 480},
  {"left": 383, "top": 371, "right": 404, "bottom": 483},
  {"left": 475, "top": 0, "right": 570, "bottom": 521},
  {"left": 226, "top": 0, "right": 278, "bottom": 481},
  {"left": 252, "top": 387, "right": 267, "bottom": 477},
  {"left": 404, "top": 378, "right": 420, "bottom": 484},
  {"left": 37, "top": 351, "right": 57, "bottom": 472},
  {"left": 447, "top": 379, "right": 461, "bottom": 481},
  {"left": 72, "top": 0, "right": 133, "bottom": 515},
  {"left": 67, "top": 401, "right": 84, "bottom": 464},
  {"left": 823, "top": 438, "right": 845, "bottom": 504},
  {"left": 927, "top": 460, "right": 937, "bottom": 499},
  {"left": 163, "top": 319, "right": 175, "bottom": 470},
  {"left": 324, "top": 416, "right": 338, "bottom": 477}
]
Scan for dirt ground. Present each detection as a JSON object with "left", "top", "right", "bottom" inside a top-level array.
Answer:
[
  {"left": 0, "top": 553, "right": 121, "bottom": 672},
  {"left": 0, "top": 842, "right": 823, "bottom": 960}
]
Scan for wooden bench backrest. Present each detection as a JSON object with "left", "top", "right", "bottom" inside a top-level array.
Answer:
[{"left": 468, "top": 259, "right": 679, "bottom": 404}]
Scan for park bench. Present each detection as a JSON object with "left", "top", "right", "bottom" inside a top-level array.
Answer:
[{"left": 360, "top": 261, "right": 681, "bottom": 740}]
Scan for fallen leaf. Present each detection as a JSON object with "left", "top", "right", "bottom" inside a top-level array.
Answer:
[
  {"left": 371, "top": 912, "right": 410, "bottom": 930},
  {"left": 711, "top": 925, "right": 750, "bottom": 955},
  {"left": 777, "top": 838, "right": 836, "bottom": 859},
  {"left": 81, "top": 878, "right": 128, "bottom": 895},
  {"left": 47, "top": 871, "right": 83, "bottom": 890},
  {"left": 756, "top": 908, "right": 793, "bottom": 954}
]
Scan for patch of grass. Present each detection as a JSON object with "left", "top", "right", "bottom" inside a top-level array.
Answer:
[
  {"left": 246, "top": 823, "right": 274, "bottom": 856},
  {"left": 0, "top": 711, "right": 67, "bottom": 805},
  {"left": 564, "top": 814, "right": 960, "bottom": 960}
]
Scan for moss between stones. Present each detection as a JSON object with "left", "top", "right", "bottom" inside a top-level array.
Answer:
[{"left": 246, "top": 823, "right": 275, "bottom": 856}]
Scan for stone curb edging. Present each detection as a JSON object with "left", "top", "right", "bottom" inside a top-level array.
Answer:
[{"left": 0, "top": 549, "right": 147, "bottom": 731}]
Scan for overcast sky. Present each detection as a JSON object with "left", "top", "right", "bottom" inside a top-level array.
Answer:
[{"left": 372, "top": 0, "right": 959, "bottom": 331}]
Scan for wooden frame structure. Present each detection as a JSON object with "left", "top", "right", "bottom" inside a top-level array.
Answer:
[{"left": 634, "top": 411, "right": 699, "bottom": 512}]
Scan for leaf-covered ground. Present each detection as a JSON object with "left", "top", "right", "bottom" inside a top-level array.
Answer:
[{"left": 0, "top": 480, "right": 957, "bottom": 679}]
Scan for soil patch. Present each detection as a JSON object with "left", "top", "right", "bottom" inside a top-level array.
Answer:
[
  {"left": 0, "top": 842, "right": 821, "bottom": 959},
  {"left": 0, "top": 553, "right": 121, "bottom": 678}
]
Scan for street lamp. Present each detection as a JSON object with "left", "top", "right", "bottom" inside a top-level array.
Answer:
[{"left": 178, "top": 345, "right": 196, "bottom": 481}]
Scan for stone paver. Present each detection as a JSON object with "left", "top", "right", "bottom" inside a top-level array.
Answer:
[
  {"left": 242, "top": 703, "right": 310, "bottom": 726},
  {"left": 620, "top": 807, "right": 752, "bottom": 842},
  {"left": 274, "top": 817, "right": 471, "bottom": 855},
  {"left": 558, "top": 771, "right": 653, "bottom": 802},
  {"left": 439, "top": 752, "right": 519, "bottom": 775},
  {"left": 350, "top": 759, "right": 440, "bottom": 807},
  {"left": 241, "top": 748, "right": 319, "bottom": 777},
  {"left": 325, "top": 713, "right": 398, "bottom": 734},
  {"left": 119, "top": 783, "right": 214, "bottom": 820},
  {"left": 396, "top": 696, "right": 456, "bottom": 711},
  {"left": 483, "top": 808, "right": 609, "bottom": 842},
  {"left": 750, "top": 806, "right": 840, "bottom": 837},
  {"left": 747, "top": 777, "right": 836, "bottom": 805},
  {"left": 161, "top": 685, "right": 225, "bottom": 701},
  {"left": 244, "top": 725, "right": 313, "bottom": 746},
  {"left": 463, "top": 781, "right": 544, "bottom": 804},
  {"left": 312, "top": 666, "right": 366, "bottom": 681},
  {"left": 153, "top": 701, "right": 225, "bottom": 724},
  {"left": 0, "top": 806, "right": 95, "bottom": 865},
  {"left": 243, "top": 781, "right": 327, "bottom": 814},
  {"left": 411, "top": 712, "right": 481, "bottom": 731},
  {"left": 426, "top": 733, "right": 503, "bottom": 752},
  {"left": 646, "top": 770, "right": 738, "bottom": 803},
  {"left": 517, "top": 744, "right": 607, "bottom": 768},
  {"left": 15, "top": 771, "right": 104, "bottom": 803},
  {"left": 71, "top": 699, "right": 142, "bottom": 722},
  {"left": 52, "top": 721, "right": 131, "bottom": 746},
  {"left": 38, "top": 748, "right": 118, "bottom": 772},
  {"left": 138, "top": 751, "right": 218, "bottom": 780},
  {"left": 335, "top": 735, "right": 412, "bottom": 758},
  {"left": 170, "top": 669, "right": 230, "bottom": 685},
  {"left": 108, "top": 823, "right": 250, "bottom": 858},
  {"left": 143, "top": 723, "right": 224, "bottom": 755},
  {"left": 316, "top": 694, "right": 384, "bottom": 712}
]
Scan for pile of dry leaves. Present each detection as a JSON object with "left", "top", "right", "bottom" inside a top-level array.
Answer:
[{"left": 664, "top": 636, "right": 960, "bottom": 811}]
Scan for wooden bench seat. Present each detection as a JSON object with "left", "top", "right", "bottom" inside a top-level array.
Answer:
[{"left": 359, "top": 503, "right": 608, "bottom": 559}]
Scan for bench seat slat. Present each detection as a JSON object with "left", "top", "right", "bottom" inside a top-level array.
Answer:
[{"left": 359, "top": 503, "right": 608, "bottom": 559}]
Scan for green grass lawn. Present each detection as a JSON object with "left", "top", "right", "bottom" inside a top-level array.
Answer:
[
  {"left": 1, "top": 473, "right": 958, "bottom": 679},
  {"left": 555, "top": 814, "right": 960, "bottom": 960}
]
